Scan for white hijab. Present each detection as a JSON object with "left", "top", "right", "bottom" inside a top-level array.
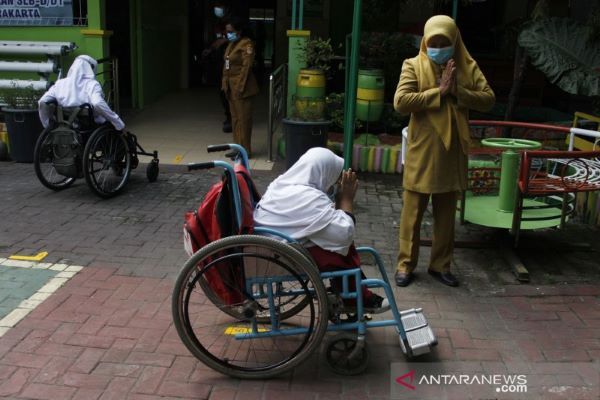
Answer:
[
  {"left": 51, "top": 55, "right": 98, "bottom": 107},
  {"left": 254, "top": 148, "right": 354, "bottom": 253}
]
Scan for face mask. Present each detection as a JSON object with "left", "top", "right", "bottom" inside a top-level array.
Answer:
[
  {"left": 427, "top": 46, "right": 454, "bottom": 65},
  {"left": 227, "top": 32, "right": 239, "bottom": 42},
  {"left": 214, "top": 7, "right": 224, "bottom": 18}
]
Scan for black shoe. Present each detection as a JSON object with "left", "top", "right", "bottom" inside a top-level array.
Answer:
[
  {"left": 428, "top": 269, "right": 459, "bottom": 287},
  {"left": 222, "top": 121, "right": 232, "bottom": 133},
  {"left": 395, "top": 271, "right": 413, "bottom": 287}
]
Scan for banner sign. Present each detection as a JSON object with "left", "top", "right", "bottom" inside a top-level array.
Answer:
[{"left": 0, "top": 0, "right": 74, "bottom": 26}]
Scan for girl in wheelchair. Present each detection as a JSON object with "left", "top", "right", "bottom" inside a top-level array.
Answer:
[
  {"left": 38, "top": 55, "right": 125, "bottom": 132},
  {"left": 34, "top": 54, "right": 159, "bottom": 197},
  {"left": 254, "top": 147, "right": 390, "bottom": 314}
]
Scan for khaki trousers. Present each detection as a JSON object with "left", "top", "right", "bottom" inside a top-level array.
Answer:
[
  {"left": 396, "top": 190, "right": 458, "bottom": 274},
  {"left": 229, "top": 96, "right": 253, "bottom": 156}
]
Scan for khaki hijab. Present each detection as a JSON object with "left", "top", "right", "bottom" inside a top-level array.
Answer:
[{"left": 416, "top": 15, "right": 482, "bottom": 152}]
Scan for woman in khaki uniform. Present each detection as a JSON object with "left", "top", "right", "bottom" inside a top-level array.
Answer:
[
  {"left": 394, "top": 15, "right": 495, "bottom": 287},
  {"left": 222, "top": 18, "right": 259, "bottom": 156}
]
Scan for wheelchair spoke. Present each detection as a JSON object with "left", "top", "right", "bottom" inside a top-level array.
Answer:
[{"left": 173, "top": 237, "right": 327, "bottom": 377}]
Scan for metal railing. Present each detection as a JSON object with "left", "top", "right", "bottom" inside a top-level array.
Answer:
[
  {"left": 268, "top": 63, "right": 287, "bottom": 161},
  {"left": 96, "top": 57, "right": 120, "bottom": 115}
]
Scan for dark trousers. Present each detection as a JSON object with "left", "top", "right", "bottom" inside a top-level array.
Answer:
[{"left": 220, "top": 89, "right": 231, "bottom": 122}]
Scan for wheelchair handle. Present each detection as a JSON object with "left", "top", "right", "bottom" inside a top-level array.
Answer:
[
  {"left": 207, "top": 144, "right": 231, "bottom": 153},
  {"left": 188, "top": 162, "right": 215, "bottom": 171}
]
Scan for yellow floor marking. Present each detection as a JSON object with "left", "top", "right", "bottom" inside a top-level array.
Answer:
[
  {"left": 173, "top": 155, "right": 184, "bottom": 164},
  {"left": 224, "top": 326, "right": 268, "bottom": 335},
  {"left": 9, "top": 252, "right": 48, "bottom": 262}
]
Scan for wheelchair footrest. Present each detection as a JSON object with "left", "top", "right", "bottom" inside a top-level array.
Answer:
[{"left": 398, "top": 308, "right": 437, "bottom": 356}]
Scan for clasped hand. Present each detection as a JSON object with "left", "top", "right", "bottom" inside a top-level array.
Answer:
[{"left": 439, "top": 59, "right": 457, "bottom": 97}]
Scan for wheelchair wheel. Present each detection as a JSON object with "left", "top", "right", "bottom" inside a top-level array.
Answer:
[
  {"left": 146, "top": 159, "right": 159, "bottom": 182},
  {"left": 83, "top": 127, "right": 131, "bottom": 198},
  {"left": 202, "top": 241, "right": 314, "bottom": 323},
  {"left": 33, "top": 128, "right": 76, "bottom": 191},
  {"left": 172, "top": 235, "right": 328, "bottom": 379},
  {"left": 325, "top": 332, "right": 370, "bottom": 375}
]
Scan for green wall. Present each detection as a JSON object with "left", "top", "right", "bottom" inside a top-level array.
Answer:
[
  {"left": 0, "top": 0, "right": 189, "bottom": 109},
  {"left": 132, "top": 0, "right": 188, "bottom": 108},
  {"left": 0, "top": 0, "right": 108, "bottom": 84}
]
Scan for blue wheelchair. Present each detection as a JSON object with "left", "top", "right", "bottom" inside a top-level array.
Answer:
[{"left": 172, "top": 144, "right": 436, "bottom": 379}]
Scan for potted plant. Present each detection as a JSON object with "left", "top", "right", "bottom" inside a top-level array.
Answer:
[
  {"left": 0, "top": 84, "right": 45, "bottom": 163},
  {"left": 281, "top": 37, "right": 336, "bottom": 168},
  {"left": 293, "top": 37, "right": 335, "bottom": 120}
]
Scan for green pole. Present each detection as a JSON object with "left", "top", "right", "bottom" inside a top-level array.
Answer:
[
  {"left": 343, "top": 0, "right": 362, "bottom": 169},
  {"left": 299, "top": 0, "right": 304, "bottom": 30},
  {"left": 497, "top": 150, "right": 519, "bottom": 212},
  {"left": 292, "top": 0, "right": 297, "bottom": 30},
  {"left": 452, "top": 0, "right": 458, "bottom": 20}
]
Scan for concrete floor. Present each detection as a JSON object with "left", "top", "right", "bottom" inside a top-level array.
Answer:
[{"left": 123, "top": 88, "right": 277, "bottom": 171}]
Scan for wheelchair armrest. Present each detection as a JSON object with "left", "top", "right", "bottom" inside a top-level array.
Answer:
[{"left": 356, "top": 247, "right": 390, "bottom": 286}]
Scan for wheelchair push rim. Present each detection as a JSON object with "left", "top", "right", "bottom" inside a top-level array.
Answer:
[
  {"left": 172, "top": 235, "right": 329, "bottom": 379},
  {"left": 33, "top": 128, "right": 77, "bottom": 191},
  {"left": 83, "top": 127, "right": 132, "bottom": 198}
]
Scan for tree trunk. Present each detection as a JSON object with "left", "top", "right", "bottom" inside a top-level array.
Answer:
[{"left": 504, "top": 45, "right": 529, "bottom": 137}]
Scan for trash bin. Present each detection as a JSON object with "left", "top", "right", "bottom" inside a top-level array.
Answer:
[
  {"left": 282, "top": 119, "right": 330, "bottom": 169},
  {"left": 3, "top": 109, "right": 43, "bottom": 163}
]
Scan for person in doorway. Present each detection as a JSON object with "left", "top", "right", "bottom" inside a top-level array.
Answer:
[
  {"left": 254, "top": 147, "right": 390, "bottom": 314},
  {"left": 202, "top": 1, "right": 232, "bottom": 133},
  {"left": 394, "top": 15, "right": 495, "bottom": 287},
  {"left": 38, "top": 55, "right": 125, "bottom": 131},
  {"left": 222, "top": 17, "right": 259, "bottom": 157}
]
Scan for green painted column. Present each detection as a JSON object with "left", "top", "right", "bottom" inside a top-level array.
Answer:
[
  {"left": 286, "top": 30, "right": 310, "bottom": 117},
  {"left": 343, "top": 0, "right": 362, "bottom": 169},
  {"left": 81, "top": 0, "right": 110, "bottom": 84},
  {"left": 498, "top": 150, "right": 520, "bottom": 212},
  {"left": 87, "top": 0, "right": 105, "bottom": 29}
]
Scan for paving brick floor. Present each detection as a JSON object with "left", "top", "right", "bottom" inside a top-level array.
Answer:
[
  {"left": 0, "top": 266, "right": 598, "bottom": 399},
  {"left": 1, "top": 161, "right": 599, "bottom": 399}
]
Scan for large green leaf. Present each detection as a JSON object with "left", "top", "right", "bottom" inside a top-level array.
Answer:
[{"left": 518, "top": 18, "right": 600, "bottom": 96}]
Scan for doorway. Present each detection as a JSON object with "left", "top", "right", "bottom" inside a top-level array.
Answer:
[{"left": 106, "top": 0, "right": 133, "bottom": 109}]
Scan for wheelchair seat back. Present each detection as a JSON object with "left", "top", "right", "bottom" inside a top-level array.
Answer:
[
  {"left": 184, "top": 163, "right": 261, "bottom": 305},
  {"left": 46, "top": 104, "right": 94, "bottom": 178}
]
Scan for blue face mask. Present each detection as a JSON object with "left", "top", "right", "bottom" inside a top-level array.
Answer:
[
  {"left": 227, "top": 32, "right": 239, "bottom": 42},
  {"left": 214, "top": 7, "right": 224, "bottom": 18},
  {"left": 427, "top": 46, "right": 454, "bottom": 65}
]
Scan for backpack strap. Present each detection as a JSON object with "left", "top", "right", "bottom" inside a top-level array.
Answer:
[
  {"left": 56, "top": 106, "right": 65, "bottom": 124},
  {"left": 66, "top": 108, "right": 81, "bottom": 126}
]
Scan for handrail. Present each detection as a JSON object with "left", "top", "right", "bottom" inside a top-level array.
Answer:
[
  {"left": 469, "top": 120, "right": 571, "bottom": 133},
  {"left": 268, "top": 63, "right": 288, "bottom": 161},
  {"left": 95, "top": 57, "right": 120, "bottom": 114}
]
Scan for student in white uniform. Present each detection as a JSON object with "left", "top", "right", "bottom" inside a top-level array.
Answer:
[
  {"left": 254, "top": 147, "right": 390, "bottom": 313},
  {"left": 38, "top": 55, "right": 125, "bottom": 131}
]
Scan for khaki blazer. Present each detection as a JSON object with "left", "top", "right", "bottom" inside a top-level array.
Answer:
[
  {"left": 222, "top": 37, "right": 259, "bottom": 99},
  {"left": 395, "top": 57, "right": 495, "bottom": 194}
]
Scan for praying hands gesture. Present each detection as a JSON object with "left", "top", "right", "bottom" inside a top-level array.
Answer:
[
  {"left": 337, "top": 169, "right": 358, "bottom": 214},
  {"left": 439, "top": 59, "right": 457, "bottom": 97}
]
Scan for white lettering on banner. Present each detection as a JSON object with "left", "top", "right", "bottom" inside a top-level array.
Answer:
[
  {"left": 0, "top": 8, "right": 42, "bottom": 18},
  {"left": 1, "top": 0, "right": 65, "bottom": 8},
  {"left": 39, "top": 0, "right": 65, "bottom": 8}
]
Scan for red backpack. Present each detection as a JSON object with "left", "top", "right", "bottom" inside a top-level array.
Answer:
[{"left": 183, "top": 164, "right": 260, "bottom": 305}]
